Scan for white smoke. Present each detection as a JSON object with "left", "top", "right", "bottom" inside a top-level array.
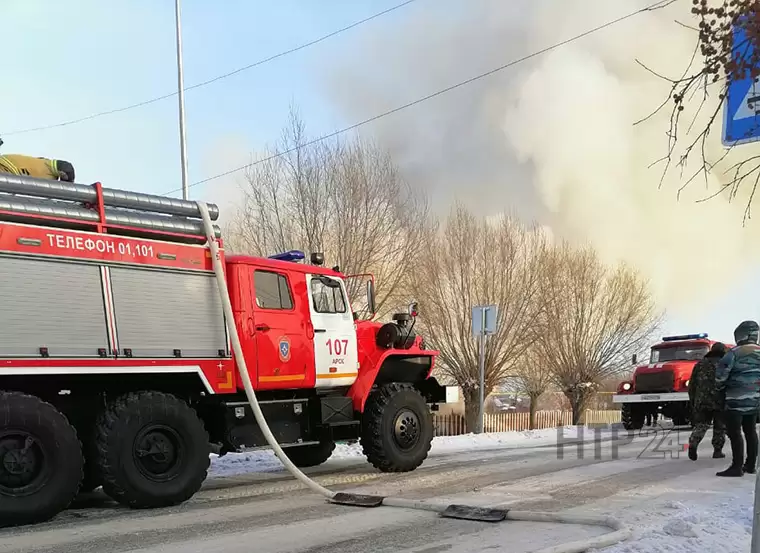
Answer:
[{"left": 321, "top": 0, "right": 760, "bottom": 318}]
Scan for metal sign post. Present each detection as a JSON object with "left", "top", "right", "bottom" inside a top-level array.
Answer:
[
  {"left": 720, "top": 15, "right": 760, "bottom": 553},
  {"left": 753, "top": 462, "right": 760, "bottom": 553},
  {"left": 472, "top": 305, "right": 498, "bottom": 434}
]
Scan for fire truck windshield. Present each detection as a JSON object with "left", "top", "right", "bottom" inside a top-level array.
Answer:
[{"left": 650, "top": 345, "right": 708, "bottom": 363}]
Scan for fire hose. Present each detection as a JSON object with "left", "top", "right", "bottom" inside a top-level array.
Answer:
[{"left": 196, "top": 201, "right": 631, "bottom": 553}]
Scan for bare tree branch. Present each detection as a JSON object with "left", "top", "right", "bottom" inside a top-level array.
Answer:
[
  {"left": 512, "top": 347, "right": 553, "bottom": 429},
  {"left": 533, "top": 242, "right": 663, "bottom": 424},
  {"left": 639, "top": 1, "right": 760, "bottom": 216},
  {"left": 224, "top": 106, "right": 431, "bottom": 318},
  {"left": 412, "top": 204, "right": 550, "bottom": 431}
]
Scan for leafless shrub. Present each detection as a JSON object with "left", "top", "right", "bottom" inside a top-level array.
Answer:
[
  {"left": 512, "top": 348, "right": 553, "bottom": 429},
  {"left": 224, "top": 108, "right": 430, "bottom": 317},
  {"left": 533, "top": 243, "right": 663, "bottom": 424},
  {"left": 412, "top": 204, "right": 549, "bottom": 432}
]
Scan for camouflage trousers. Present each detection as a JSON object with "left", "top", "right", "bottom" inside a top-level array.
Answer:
[{"left": 688, "top": 409, "right": 726, "bottom": 451}]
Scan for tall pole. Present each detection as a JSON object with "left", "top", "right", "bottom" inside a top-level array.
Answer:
[
  {"left": 175, "top": 0, "right": 190, "bottom": 200},
  {"left": 752, "top": 465, "right": 760, "bottom": 553},
  {"left": 478, "top": 308, "right": 487, "bottom": 434}
]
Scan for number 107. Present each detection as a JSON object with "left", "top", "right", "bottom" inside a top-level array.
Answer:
[{"left": 326, "top": 339, "right": 349, "bottom": 356}]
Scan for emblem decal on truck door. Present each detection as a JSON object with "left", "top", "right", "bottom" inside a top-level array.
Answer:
[{"left": 278, "top": 337, "right": 291, "bottom": 362}]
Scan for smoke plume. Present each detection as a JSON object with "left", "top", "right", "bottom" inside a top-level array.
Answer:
[{"left": 320, "top": 0, "right": 760, "bottom": 317}]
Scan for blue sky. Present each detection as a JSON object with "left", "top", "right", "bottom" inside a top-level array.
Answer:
[
  {"left": 2, "top": 0, "right": 398, "bottom": 201},
  {"left": 3, "top": 0, "right": 759, "bottom": 345}
]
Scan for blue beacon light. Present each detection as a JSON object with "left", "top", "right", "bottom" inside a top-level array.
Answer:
[{"left": 268, "top": 250, "right": 305, "bottom": 262}]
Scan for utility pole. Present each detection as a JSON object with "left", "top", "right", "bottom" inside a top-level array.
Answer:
[{"left": 174, "top": 0, "right": 190, "bottom": 200}]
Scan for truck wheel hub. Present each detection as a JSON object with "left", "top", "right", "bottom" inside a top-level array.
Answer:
[
  {"left": 0, "top": 433, "right": 44, "bottom": 490},
  {"left": 134, "top": 426, "right": 182, "bottom": 480},
  {"left": 393, "top": 410, "right": 420, "bottom": 450}
]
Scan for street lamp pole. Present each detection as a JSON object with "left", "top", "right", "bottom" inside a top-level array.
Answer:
[{"left": 174, "top": 0, "right": 190, "bottom": 200}]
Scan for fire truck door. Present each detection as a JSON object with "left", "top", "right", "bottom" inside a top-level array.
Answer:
[
  {"left": 250, "top": 268, "right": 311, "bottom": 389},
  {"left": 306, "top": 274, "right": 359, "bottom": 388}
]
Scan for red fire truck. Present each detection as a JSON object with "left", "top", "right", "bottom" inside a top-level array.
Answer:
[
  {"left": 612, "top": 333, "right": 728, "bottom": 430},
  {"left": 0, "top": 173, "right": 448, "bottom": 527}
]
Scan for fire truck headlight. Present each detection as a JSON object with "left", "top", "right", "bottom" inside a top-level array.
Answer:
[
  {"left": 622, "top": 382, "right": 632, "bottom": 391},
  {"left": 685, "top": 379, "right": 689, "bottom": 387}
]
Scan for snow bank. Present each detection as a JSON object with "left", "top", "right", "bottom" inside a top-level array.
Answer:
[
  {"left": 208, "top": 424, "right": 620, "bottom": 478},
  {"left": 601, "top": 480, "right": 754, "bottom": 552}
]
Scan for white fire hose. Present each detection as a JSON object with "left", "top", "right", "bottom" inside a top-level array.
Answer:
[{"left": 196, "top": 201, "right": 631, "bottom": 553}]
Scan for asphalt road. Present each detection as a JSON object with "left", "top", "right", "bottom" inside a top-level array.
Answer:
[{"left": 0, "top": 425, "right": 733, "bottom": 553}]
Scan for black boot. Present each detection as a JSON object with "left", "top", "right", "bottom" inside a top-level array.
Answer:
[
  {"left": 717, "top": 465, "right": 744, "bottom": 477},
  {"left": 688, "top": 446, "right": 698, "bottom": 461},
  {"left": 713, "top": 449, "right": 726, "bottom": 459},
  {"left": 743, "top": 464, "right": 756, "bottom": 474}
]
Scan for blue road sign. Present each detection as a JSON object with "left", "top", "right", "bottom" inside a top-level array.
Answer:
[{"left": 723, "top": 19, "right": 760, "bottom": 146}]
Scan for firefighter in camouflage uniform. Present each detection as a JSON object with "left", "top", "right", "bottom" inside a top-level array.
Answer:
[
  {"left": 687, "top": 342, "right": 727, "bottom": 461},
  {"left": 715, "top": 320, "right": 760, "bottom": 477}
]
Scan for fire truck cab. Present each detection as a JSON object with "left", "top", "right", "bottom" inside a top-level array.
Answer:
[
  {"left": 613, "top": 333, "right": 728, "bottom": 429},
  {"left": 0, "top": 173, "right": 448, "bottom": 528}
]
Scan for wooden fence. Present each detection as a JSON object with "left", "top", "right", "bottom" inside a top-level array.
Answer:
[{"left": 433, "top": 409, "right": 622, "bottom": 436}]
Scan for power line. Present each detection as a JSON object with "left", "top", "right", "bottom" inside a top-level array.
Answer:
[
  {"left": 3, "top": 0, "right": 418, "bottom": 137},
  {"left": 163, "top": 0, "right": 677, "bottom": 197}
]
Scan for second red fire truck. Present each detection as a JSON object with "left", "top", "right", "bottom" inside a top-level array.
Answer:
[
  {"left": 613, "top": 333, "right": 728, "bottom": 429},
  {"left": 0, "top": 173, "right": 448, "bottom": 527}
]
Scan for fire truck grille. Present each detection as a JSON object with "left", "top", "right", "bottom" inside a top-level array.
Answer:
[{"left": 635, "top": 371, "right": 675, "bottom": 393}]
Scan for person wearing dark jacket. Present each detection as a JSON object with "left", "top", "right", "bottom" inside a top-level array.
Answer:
[
  {"left": 687, "top": 342, "right": 727, "bottom": 460},
  {"left": 715, "top": 320, "right": 760, "bottom": 477}
]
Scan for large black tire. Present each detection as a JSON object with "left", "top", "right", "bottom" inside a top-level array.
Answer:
[
  {"left": 284, "top": 440, "right": 336, "bottom": 467},
  {"left": 95, "top": 391, "right": 210, "bottom": 509},
  {"left": 0, "top": 391, "right": 84, "bottom": 527},
  {"left": 360, "top": 383, "right": 433, "bottom": 472},
  {"left": 621, "top": 404, "right": 645, "bottom": 430}
]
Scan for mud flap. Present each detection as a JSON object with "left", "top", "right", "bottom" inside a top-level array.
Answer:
[
  {"left": 440, "top": 504, "right": 509, "bottom": 522},
  {"left": 329, "top": 492, "right": 385, "bottom": 507}
]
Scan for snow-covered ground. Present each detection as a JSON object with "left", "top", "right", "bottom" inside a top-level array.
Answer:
[
  {"left": 209, "top": 426, "right": 758, "bottom": 552},
  {"left": 208, "top": 425, "right": 616, "bottom": 478},
  {"left": 582, "top": 464, "right": 755, "bottom": 552}
]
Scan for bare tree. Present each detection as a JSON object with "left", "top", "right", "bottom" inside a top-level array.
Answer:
[
  {"left": 412, "top": 204, "right": 549, "bottom": 432},
  {"left": 512, "top": 349, "right": 553, "bottom": 429},
  {"left": 638, "top": 1, "right": 760, "bottom": 219},
  {"left": 225, "top": 108, "right": 430, "bottom": 317},
  {"left": 534, "top": 243, "right": 662, "bottom": 424}
]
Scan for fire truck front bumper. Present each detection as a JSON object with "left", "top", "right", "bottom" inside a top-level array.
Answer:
[{"left": 612, "top": 392, "right": 689, "bottom": 404}]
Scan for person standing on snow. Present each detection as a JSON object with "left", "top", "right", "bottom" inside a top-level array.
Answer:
[
  {"left": 687, "top": 342, "right": 727, "bottom": 461},
  {"left": 714, "top": 320, "right": 760, "bottom": 477}
]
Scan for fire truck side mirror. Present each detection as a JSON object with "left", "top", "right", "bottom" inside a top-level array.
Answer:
[
  {"left": 632, "top": 353, "right": 638, "bottom": 365},
  {"left": 367, "top": 279, "right": 376, "bottom": 317}
]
